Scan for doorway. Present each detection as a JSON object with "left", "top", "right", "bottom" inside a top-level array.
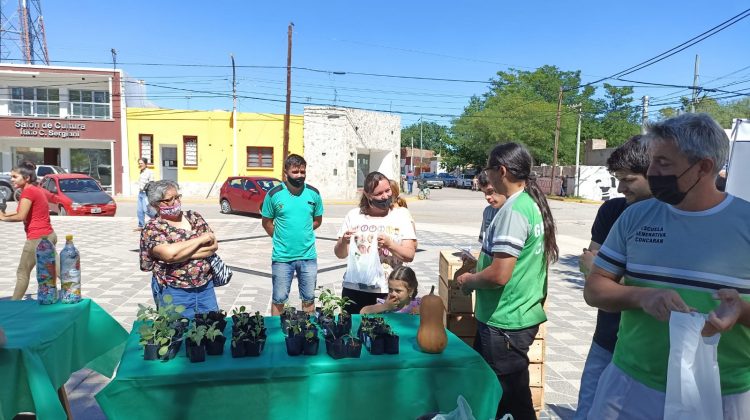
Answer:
[
  {"left": 161, "top": 146, "right": 178, "bottom": 182},
  {"left": 356, "top": 153, "right": 370, "bottom": 188}
]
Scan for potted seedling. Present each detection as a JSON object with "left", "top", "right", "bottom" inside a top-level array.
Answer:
[
  {"left": 325, "top": 334, "right": 346, "bottom": 360},
  {"left": 136, "top": 294, "right": 186, "bottom": 361},
  {"left": 138, "top": 322, "right": 160, "bottom": 360},
  {"left": 250, "top": 311, "right": 265, "bottom": 329},
  {"left": 345, "top": 335, "right": 362, "bottom": 358},
  {"left": 205, "top": 323, "right": 226, "bottom": 356},
  {"left": 232, "top": 314, "right": 250, "bottom": 335},
  {"left": 285, "top": 321, "right": 304, "bottom": 356},
  {"left": 280, "top": 304, "right": 297, "bottom": 328},
  {"left": 364, "top": 324, "right": 385, "bottom": 355},
  {"left": 231, "top": 331, "right": 247, "bottom": 358},
  {"left": 207, "top": 309, "right": 228, "bottom": 331},
  {"left": 231, "top": 305, "right": 250, "bottom": 323},
  {"left": 383, "top": 324, "right": 399, "bottom": 355},
  {"left": 303, "top": 321, "right": 319, "bottom": 355},
  {"left": 185, "top": 324, "right": 207, "bottom": 363},
  {"left": 246, "top": 324, "right": 266, "bottom": 356},
  {"left": 337, "top": 296, "right": 354, "bottom": 333}
]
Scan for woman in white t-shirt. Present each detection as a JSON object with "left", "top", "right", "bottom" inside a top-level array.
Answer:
[{"left": 335, "top": 171, "right": 417, "bottom": 314}]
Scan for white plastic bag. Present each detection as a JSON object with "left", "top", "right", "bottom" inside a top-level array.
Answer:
[
  {"left": 431, "top": 396, "right": 477, "bottom": 420},
  {"left": 664, "top": 311, "right": 723, "bottom": 420},
  {"left": 343, "top": 233, "right": 384, "bottom": 289}
]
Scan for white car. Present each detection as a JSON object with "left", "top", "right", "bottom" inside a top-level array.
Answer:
[{"left": 456, "top": 175, "right": 473, "bottom": 189}]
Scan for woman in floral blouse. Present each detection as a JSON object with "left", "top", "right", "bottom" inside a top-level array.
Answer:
[{"left": 140, "top": 180, "right": 219, "bottom": 317}]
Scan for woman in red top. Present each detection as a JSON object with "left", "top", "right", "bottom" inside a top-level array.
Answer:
[{"left": 0, "top": 161, "right": 56, "bottom": 300}]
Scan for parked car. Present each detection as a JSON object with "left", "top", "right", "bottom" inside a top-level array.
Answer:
[
  {"left": 40, "top": 174, "right": 117, "bottom": 216},
  {"left": 0, "top": 173, "right": 14, "bottom": 201},
  {"left": 219, "top": 176, "right": 282, "bottom": 215},
  {"left": 437, "top": 172, "right": 458, "bottom": 188},
  {"left": 456, "top": 174, "right": 474, "bottom": 189},
  {"left": 417, "top": 173, "right": 444, "bottom": 189},
  {"left": 37, "top": 165, "right": 67, "bottom": 178}
]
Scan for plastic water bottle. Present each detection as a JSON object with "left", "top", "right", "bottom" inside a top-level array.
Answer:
[
  {"left": 60, "top": 235, "right": 81, "bottom": 304},
  {"left": 35, "top": 236, "right": 57, "bottom": 304}
]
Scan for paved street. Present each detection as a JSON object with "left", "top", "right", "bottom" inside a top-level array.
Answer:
[{"left": 1, "top": 188, "right": 600, "bottom": 419}]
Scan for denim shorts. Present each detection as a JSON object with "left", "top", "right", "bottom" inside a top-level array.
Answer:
[
  {"left": 271, "top": 259, "right": 317, "bottom": 304},
  {"left": 153, "top": 279, "right": 218, "bottom": 319}
]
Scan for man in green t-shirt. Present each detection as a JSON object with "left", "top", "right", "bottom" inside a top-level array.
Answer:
[{"left": 261, "top": 154, "right": 324, "bottom": 315}]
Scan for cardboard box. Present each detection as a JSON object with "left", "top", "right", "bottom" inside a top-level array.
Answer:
[
  {"left": 528, "top": 338, "right": 545, "bottom": 364},
  {"left": 529, "top": 363, "right": 544, "bottom": 388},
  {"left": 438, "top": 275, "right": 475, "bottom": 313},
  {"left": 447, "top": 313, "right": 477, "bottom": 337}
]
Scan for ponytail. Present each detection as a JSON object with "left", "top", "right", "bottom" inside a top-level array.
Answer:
[
  {"left": 487, "top": 142, "right": 559, "bottom": 264},
  {"left": 13, "top": 160, "right": 37, "bottom": 185},
  {"left": 525, "top": 176, "right": 559, "bottom": 263}
]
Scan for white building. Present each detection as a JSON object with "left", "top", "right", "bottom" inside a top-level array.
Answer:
[{"left": 304, "top": 107, "right": 401, "bottom": 200}]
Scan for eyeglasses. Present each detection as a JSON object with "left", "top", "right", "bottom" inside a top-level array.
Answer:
[{"left": 159, "top": 194, "right": 182, "bottom": 205}]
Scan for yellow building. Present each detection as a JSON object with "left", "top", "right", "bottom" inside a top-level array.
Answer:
[{"left": 125, "top": 108, "right": 303, "bottom": 197}]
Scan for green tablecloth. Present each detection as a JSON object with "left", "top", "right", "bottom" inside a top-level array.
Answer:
[
  {"left": 0, "top": 299, "right": 128, "bottom": 420},
  {"left": 97, "top": 314, "right": 500, "bottom": 419}
]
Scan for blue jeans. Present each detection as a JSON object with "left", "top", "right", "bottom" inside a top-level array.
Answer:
[
  {"left": 154, "top": 280, "right": 218, "bottom": 319},
  {"left": 271, "top": 259, "right": 317, "bottom": 304},
  {"left": 137, "top": 191, "right": 154, "bottom": 228},
  {"left": 574, "top": 341, "right": 614, "bottom": 420},
  {"left": 407, "top": 182, "right": 413, "bottom": 194}
]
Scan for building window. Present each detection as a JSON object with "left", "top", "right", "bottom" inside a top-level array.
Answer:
[
  {"left": 139, "top": 134, "right": 154, "bottom": 166},
  {"left": 183, "top": 136, "right": 198, "bottom": 167},
  {"left": 246, "top": 147, "right": 273, "bottom": 168},
  {"left": 68, "top": 90, "right": 110, "bottom": 119},
  {"left": 10, "top": 87, "right": 60, "bottom": 117}
]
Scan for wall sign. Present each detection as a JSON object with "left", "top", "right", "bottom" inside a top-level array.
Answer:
[{"left": 15, "top": 120, "right": 86, "bottom": 138}]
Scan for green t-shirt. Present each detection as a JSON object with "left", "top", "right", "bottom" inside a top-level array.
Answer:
[
  {"left": 475, "top": 190, "right": 547, "bottom": 329},
  {"left": 261, "top": 183, "right": 324, "bottom": 262}
]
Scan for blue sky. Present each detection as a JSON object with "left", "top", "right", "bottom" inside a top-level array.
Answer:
[{"left": 29, "top": 1, "right": 750, "bottom": 128}]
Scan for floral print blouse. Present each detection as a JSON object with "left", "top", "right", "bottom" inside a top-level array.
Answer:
[{"left": 140, "top": 211, "right": 213, "bottom": 288}]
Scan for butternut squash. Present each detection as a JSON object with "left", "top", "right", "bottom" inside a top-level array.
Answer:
[{"left": 417, "top": 285, "right": 448, "bottom": 353}]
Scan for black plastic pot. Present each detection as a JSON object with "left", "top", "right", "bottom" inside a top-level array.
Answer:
[
  {"left": 368, "top": 336, "right": 385, "bottom": 355},
  {"left": 205, "top": 335, "right": 226, "bottom": 355},
  {"left": 325, "top": 338, "right": 346, "bottom": 359},
  {"left": 161, "top": 339, "right": 182, "bottom": 361},
  {"left": 188, "top": 343, "right": 206, "bottom": 363},
  {"left": 303, "top": 337, "right": 319, "bottom": 355},
  {"left": 347, "top": 339, "right": 362, "bottom": 358},
  {"left": 230, "top": 340, "right": 246, "bottom": 358},
  {"left": 285, "top": 335, "right": 304, "bottom": 356},
  {"left": 143, "top": 343, "right": 158, "bottom": 360},
  {"left": 385, "top": 334, "right": 399, "bottom": 354},
  {"left": 245, "top": 339, "right": 264, "bottom": 357}
]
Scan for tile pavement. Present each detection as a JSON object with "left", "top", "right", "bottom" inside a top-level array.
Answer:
[{"left": 1, "top": 216, "right": 596, "bottom": 420}]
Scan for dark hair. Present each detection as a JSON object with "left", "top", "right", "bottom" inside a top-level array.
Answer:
[
  {"left": 284, "top": 154, "right": 306, "bottom": 170},
  {"left": 139, "top": 157, "right": 148, "bottom": 165},
  {"left": 487, "top": 142, "right": 559, "bottom": 264},
  {"left": 358, "top": 171, "right": 391, "bottom": 215},
  {"left": 477, "top": 170, "right": 490, "bottom": 188},
  {"left": 389, "top": 179, "right": 408, "bottom": 208},
  {"left": 606, "top": 135, "right": 648, "bottom": 175},
  {"left": 12, "top": 160, "right": 37, "bottom": 184},
  {"left": 389, "top": 266, "right": 419, "bottom": 300}
]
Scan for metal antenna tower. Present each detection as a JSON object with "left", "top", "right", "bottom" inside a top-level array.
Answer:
[{"left": 0, "top": 0, "right": 49, "bottom": 64}]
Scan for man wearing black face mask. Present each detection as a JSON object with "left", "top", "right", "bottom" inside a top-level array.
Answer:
[
  {"left": 262, "top": 154, "right": 324, "bottom": 316},
  {"left": 584, "top": 113, "right": 750, "bottom": 419}
]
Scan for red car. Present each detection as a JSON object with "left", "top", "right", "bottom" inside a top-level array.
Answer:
[
  {"left": 40, "top": 174, "right": 117, "bottom": 216},
  {"left": 219, "top": 176, "right": 281, "bottom": 215}
]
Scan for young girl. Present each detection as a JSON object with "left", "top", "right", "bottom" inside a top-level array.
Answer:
[
  {"left": 0, "top": 161, "right": 57, "bottom": 300},
  {"left": 360, "top": 266, "right": 421, "bottom": 314}
]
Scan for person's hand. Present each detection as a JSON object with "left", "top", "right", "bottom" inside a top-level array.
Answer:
[
  {"left": 702, "top": 289, "right": 743, "bottom": 336},
  {"left": 377, "top": 233, "right": 393, "bottom": 250},
  {"left": 383, "top": 294, "right": 400, "bottom": 311},
  {"left": 341, "top": 229, "right": 356, "bottom": 244},
  {"left": 640, "top": 289, "right": 690, "bottom": 322},
  {"left": 201, "top": 232, "right": 216, "bottom": 246},
  {"left": 456, "top": 272, "right": 474, "bottom": 293},
  {"left": 579, "top": 248, "right": 598, "bottom": 277}
]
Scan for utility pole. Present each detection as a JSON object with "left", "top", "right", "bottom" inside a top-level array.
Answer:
[
  {"left": 691, "top": 54, "right": 700, "bottom": 113},
  {"left": 410, "top": 137, "right": 414, "bottom": 173},
  {"left": 231, "top": 54, "right": 238, "bottom": 175},
  {"left": 573, "top": 104, "right": 582, "bottom": 197},
  {"left": 641, "top": 96, "right": 649, "bottom": 134},
  {"left": 283, "top": 22, "right": 294, "bottom": 168},
  {"left": 551, "top": 86, "right": 563, "bottom": 196},
  {"left": 111, "top": 48, "right": 117, "bottom": 71},
  {"left": 419, "top": 116, "right": 423, "bottom": 172}
]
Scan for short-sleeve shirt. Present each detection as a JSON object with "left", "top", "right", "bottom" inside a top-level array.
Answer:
[
  {"left": 337, "top": 207, "right": 417, "bottom": 294},
  {"left": 140, "top": 211, "right": 213, "bottom": 288},
  {"left": 594, "top": 195, "right": 750, "bottom": 394},
  {"left": 261, "top": 183, "right": 323, "bottom": 262},
  {"left": 19, "top": 185, "right": 54, "bottom": 240},
  {"left": 375, "top": 297, "right": 421, "bottom": 314},
  {"left": 478, "top": 205, "right": 499, "bottom": 242},
  {"left": 589, "top": 197, "right": 628, "bottom": 353},
  {"left": 475, "top": 190, "right": 547, "bottom": 329},
  {"left": 138, "top": 168, "right": 154, "bottom": 192}
]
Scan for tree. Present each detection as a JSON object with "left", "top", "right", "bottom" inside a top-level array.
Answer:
[
  {"left": 400, "top": 121, "right": 451, "bottom": 154},
  {"left": 657, "top": 97, "right": 750, "bottom": 127}
]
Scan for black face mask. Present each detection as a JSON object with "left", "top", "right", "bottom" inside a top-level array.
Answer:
[
  {"left": 370, "top": 196, "right": 393, "bottom": 210},
  {"left": 287, "top": 176, "right": 305, "bottom": 188},
  {"left": 647, "top": 162, "right": 700, "bottom": 206}
]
